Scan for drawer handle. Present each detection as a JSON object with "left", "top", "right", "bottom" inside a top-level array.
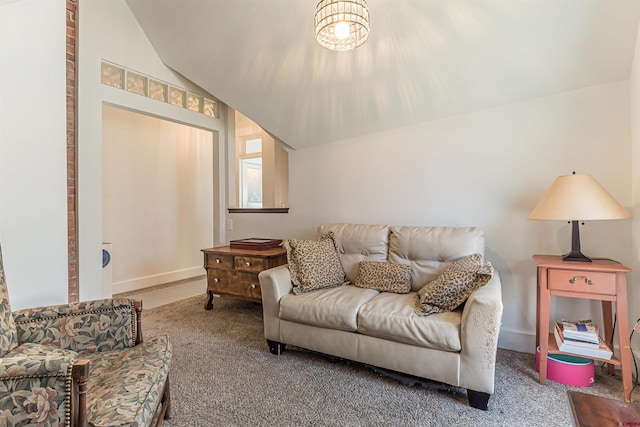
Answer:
[
  {"left": 245, "top": 262, "right": 251, "bottom": 267},
  {"left": 569, "top": 276, "right": 593, "bottom": 285},
  {"left": 215, "top": 259, "right": 221, "bottom": 264},
  {"left": 214, "top": 278, "right": 219, "bottom": 283},
  {"left": 249, "top": 284, "right": 256, "bottom": 289}
]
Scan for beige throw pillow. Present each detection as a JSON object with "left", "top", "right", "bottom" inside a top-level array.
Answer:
[
  {"left": 284, "top": 232, "right": 346, "bottom": 295},
  {"left": 355, "top": 261, "right": 411, "bottom": 294},
  {"left": 414, "top": 254, "right": 493, "bottom": 316}
]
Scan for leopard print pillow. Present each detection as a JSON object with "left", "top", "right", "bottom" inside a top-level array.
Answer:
[
  {"left": 414, "top": 254, "right": 493, "bottom": 316},
  {"left": 355, "top": 261, "right": 411, "bottom": 294},
  {"left": 284, "top": 232, "right": 346, "bottom": 295}
]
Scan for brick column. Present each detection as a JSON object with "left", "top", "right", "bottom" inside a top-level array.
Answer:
[{"left": 66, "top": 0, "right": 78, "bottom": 302}]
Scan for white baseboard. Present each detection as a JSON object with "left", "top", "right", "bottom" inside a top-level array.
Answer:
[
  {"left": 112, "top": 266, "right": 203, "bottom": 294},
  {"left": 498, "top": 327, "right": 536, "bottom": 354}
]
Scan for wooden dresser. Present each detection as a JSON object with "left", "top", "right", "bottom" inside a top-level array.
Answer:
[{"left": 202, "top": 246, "right": 287, "bottom": 310}]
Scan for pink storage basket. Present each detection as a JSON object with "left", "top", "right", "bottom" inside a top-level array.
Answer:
[{"left": 536, "top": 347, "right": 595, "bottom": 387}]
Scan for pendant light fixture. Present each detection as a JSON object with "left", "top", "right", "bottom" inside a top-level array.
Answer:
[{"left": 314, "top": 0, "right": 370, "bottom": 51}]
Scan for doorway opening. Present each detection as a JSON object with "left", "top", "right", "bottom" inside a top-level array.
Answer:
[{"left": 102, "top": 105, "right": 216, "bottom": 295}]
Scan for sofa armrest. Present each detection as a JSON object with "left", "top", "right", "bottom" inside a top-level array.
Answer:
[
  {"left": 258, "top": 264, "right": 293, "bottom": 341},
  {"left": 0, "top": 343, "right": 79, "bottom": 377},
  {"left": 0, "top": 343, "right": 85, "bottom": 426},
  {"left": 12, "top": 298, "right": 137, "bottom": 353},
  {"left": 459, "top": 272, "right": 504, "bottom": 394}
]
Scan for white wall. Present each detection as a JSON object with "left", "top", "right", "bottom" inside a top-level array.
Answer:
[
  {"left": 0, "top": 0, "right": 69, "bottom": 310},
  {"left": 229, "top": 81, "right": 633, "bottom": 353},
  {"left": 78, "top": 0, "right": 226, "bottom": 300},
  {"left": 102, "top": 106, "right": 214, "bottom": 293}
]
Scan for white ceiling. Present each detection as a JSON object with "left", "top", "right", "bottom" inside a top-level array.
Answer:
[{"left": 126, "top": 0, "right": 640, "bottom": 150}]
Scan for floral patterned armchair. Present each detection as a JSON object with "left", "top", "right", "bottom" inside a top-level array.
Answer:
[{"left": 0, "top": 245, "right": 172, "bottom": 427}]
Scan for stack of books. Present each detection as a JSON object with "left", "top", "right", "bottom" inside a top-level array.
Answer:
[{"left": 553, "top": 319, "right": 613, "bottom": 360}]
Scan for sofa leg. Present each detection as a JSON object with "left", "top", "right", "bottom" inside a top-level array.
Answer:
[
  {"left": 267, "top": 340, "right": 286, "bottom": 355},
  {"left": 467, "top": 389, "right": 490, "bottom": 410},
  {"left": 153, "top": 377, "right": 172, "bottom": 427},
  {"left": 163, "top": 376, "right": 172, "bottom": 420},
  {"left": 322, "top": 354, "right": 343, "bottom": 363}
]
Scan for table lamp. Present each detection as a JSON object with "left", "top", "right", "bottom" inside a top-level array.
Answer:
[{"left": 529, "top": 172, "right": 631, "bottom": 262}]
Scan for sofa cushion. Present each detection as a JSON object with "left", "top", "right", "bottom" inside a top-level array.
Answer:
[
  {"left": 84, "top": 335, "right": 172, "bottom": 427},
  {"left": 317, "top": 223, "right": 389, "bottom": 283},
  {"left": 284, "top": 232, "right": 347, "bottom": 295},
  {"left": 13, "top": 299, "right": 137, "bottom": 354},
  {"left": 280, "top": 285, "right": 379, "bottom": 332},
  {"left": 388, "top": 226, "right": 485, "bottom": 291},
  {"left": 355, "top": 261, "right": 411, "bottom": 294},
  {"left": 415, "top": 254, "right": 494, "bottom": 316},
  {"left": 357, "top": 292, "right": 462, "bottom": 352}
]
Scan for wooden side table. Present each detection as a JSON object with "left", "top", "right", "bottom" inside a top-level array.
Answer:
[
  {"left": 534, "top": 255, "right": 633, "bottom": 402},
  {"left": 202, "top": 246, "right": 287, "bottom": 309},
  {"left": 567, "top": 390, "right": 640, "bottom": 426}
]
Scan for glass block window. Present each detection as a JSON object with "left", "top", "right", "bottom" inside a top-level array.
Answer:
[
  {"left": 170, "top": 87, "right": 186, "bottom": 108},
  {"left": 203, "top": 98, "right": 219, "bottom": 118},
  {"left": 101, "top": 62, "right": 124, "bottom": 89},
  {"left": 100, "top": 61, "right": 220, "bottom": 119},
  {"left": 187, "top": 93, "right": 202, "bottom": 113},
  {"left": 149, "top": 79, "right": 168, "bottom": 102},
  {"left": 126, "top": 71, "right": 148, "bottom": 96}
]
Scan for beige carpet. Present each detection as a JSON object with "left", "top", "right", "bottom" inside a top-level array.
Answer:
[{"left": 141, "top": 295, "right": 638, "bottom": 427}]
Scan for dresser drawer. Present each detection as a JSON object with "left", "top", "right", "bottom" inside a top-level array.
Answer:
[
  {"left": 206, "top": 269, "right": 233, "bottom": 292},
  {"left": 234, "top": 256, "right": 266, "bottom": 273},
  {"left": 223, "top": 272, "right": 261, "bottom": 300},
  {"left": 206, "top": 253, "right": 233, "bottom": 269},
  {"left": 548, "top": 269, "right": 616, "bottom": 295}
]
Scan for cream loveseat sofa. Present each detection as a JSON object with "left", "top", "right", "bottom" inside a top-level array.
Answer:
[{"left": 259, "top": 223, "right": 503, "bottom": 410}]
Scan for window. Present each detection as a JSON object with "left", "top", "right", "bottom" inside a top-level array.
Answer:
[
  {"left": 232, "top": 111, "right": 288, "bottom": 211},
  {"left": 99, "top": 61, "right": 220, "bottom": 118},
  {"left": 239, "top": 138, "right": 263, "bottom": 208}
]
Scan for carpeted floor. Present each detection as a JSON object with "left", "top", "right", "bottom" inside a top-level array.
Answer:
[{"left": 142, "top": 295, "right": 638, "bottom": 427}]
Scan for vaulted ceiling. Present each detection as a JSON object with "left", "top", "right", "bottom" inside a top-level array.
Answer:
[{"left": 126, "top": 0, "right": 640, "bottom": 150}]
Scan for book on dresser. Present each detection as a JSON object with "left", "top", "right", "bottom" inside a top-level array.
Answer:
[
  {"left": 561, "top": 319, "right": 599, "bottom": 345},
  {"left": 561, "top": 320, "right": 600, "bottom": 347},
  {"left": 554, "top": 323, "right": 613, "bottom": 360}
]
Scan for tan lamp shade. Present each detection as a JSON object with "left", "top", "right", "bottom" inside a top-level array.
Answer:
[
  {"left": 529, "top": 174, "right": 630, "bottom": 221},
  {"left": 529, "top": 173, "right": 630, "bottom": 262}
]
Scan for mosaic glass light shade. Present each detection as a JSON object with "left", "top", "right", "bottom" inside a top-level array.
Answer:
[{"left": 314, "top": 0, "right": 370, "bottom": 51}]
